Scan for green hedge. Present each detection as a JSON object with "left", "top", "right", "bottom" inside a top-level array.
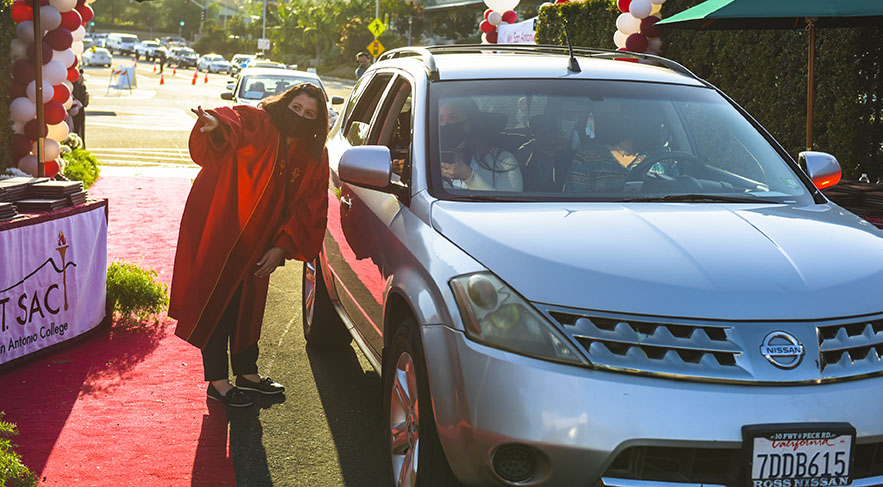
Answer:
[
  {"left": 1, "top": 0, "right": 13, "bottom": 172},
  {"left": 536, "top": 0, "right": 883, "bottom": 181}
]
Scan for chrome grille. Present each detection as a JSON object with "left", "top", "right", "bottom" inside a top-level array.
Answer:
[
  {"left": 819, "top": 319, "right": 883, "bottom": 375},
  {"left": 548, "top": 311, "right": 751, "bottom": 382}
]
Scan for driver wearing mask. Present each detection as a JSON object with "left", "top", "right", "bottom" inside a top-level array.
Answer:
[{"left": 438, "top": 97, "right": 522, "bottom": 192}]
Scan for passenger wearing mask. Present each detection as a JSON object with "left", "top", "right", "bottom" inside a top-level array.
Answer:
[{"left": 438, "top": 97, "right": 522, "bottom": 192}]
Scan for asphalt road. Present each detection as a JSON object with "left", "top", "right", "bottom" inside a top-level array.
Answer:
[{"left": 84, "top": 59, "right": 389, "bottom": 486}]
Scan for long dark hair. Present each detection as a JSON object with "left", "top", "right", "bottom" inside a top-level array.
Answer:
[{"left": 261, "top": 82, "right": 328, "bottom": 160}]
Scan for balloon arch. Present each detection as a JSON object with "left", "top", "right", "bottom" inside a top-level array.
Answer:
[{"left": 9, "top": 0, "right": 96, "bottom": 177}]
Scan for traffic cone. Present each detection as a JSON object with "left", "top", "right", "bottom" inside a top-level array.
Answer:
[
  {"left": 192, "top": 72, "right": 197, "bottom": 85},
  {"left": 160, "top": 74, "right": 165, "bottom": 85},
  {"left": 172, "top": 66, "right": 176, "bottom": 76},
  {"left": 153, "top": 61, "right": 156, "bottom": 73},
  {"left": 134, "top": 58, "right": 137, "bottom": 68},
  {"left": 204, "top": 72, "right": 208, "bottom": 83}
]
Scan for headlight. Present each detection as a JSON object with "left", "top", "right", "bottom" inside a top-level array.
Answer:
[{"left": 450, "top": 272, "right": 586, "bottom": 365}]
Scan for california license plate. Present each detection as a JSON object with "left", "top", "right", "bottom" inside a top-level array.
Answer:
[{"left": 743, "top": 423, "right": 854, "bottom": 487}]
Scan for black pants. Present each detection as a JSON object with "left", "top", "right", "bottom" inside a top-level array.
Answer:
[{"left": 201, "top": 286, "right": 259, "bottom": 381}]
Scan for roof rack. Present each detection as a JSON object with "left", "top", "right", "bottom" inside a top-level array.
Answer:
[{"left": 377, "top": 44, "right": 701, "bottom": 83}]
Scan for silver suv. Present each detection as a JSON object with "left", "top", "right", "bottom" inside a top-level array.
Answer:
[{"left": 304, "top": 45, "right": 883, "bottom": 487}]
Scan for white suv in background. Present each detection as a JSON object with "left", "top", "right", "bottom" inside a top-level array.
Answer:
[{"left": 106, "top": 33, "right": 139, "bottom": 56}]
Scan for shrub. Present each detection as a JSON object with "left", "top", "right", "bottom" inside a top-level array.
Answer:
[
  {"left": 62, "top": 148, "right": 100, "bottom": 189},
  {"left": 0, "top": 412, "right": 37, "bottom": 487},
  {"left": 106, "top": 261, "right": 170, "bottom": 324}
]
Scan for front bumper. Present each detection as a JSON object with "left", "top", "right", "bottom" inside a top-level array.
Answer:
[{"left": 421, "top": 325, "right": 883, "bottom": 486}]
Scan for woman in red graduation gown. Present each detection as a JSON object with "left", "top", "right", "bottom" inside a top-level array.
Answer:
[{"left": 169, "top": 83, "right": 329, "bottom": 408}]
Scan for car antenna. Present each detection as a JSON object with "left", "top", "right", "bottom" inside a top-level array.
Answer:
[{"left": 563, "top": 22, "right": 581, "bottom": 73}]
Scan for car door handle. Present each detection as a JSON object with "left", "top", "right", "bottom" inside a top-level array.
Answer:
[{"left": 340, "top": 195, "right": 352, "bottom": 212}]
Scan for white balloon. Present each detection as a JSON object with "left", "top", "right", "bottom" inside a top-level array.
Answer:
[
  {"left": 53, "top": 48, "right": 75, "bottom": 69},
  {"left": 71, "top": 40, "right": 84, "bottom": 56},
  {"left": 39, "top": 6, "right": 62, "bottom": 31},
  {"left": 484, "top": 0, "right": 519, "bottom": 13},
  {"left": 63, "top": 96, "right": 73, "bottom": 110},
  {"left": 629, "top": 0, "right": 652, "bottom": 19},
  {"left": 71, "top": 25, "right": 86, "bottom": 42},
  {"left": 18, "top": 155, "right": 39, "bottom": 176},
  {"left": 34, "top": 139, "right": 61, "bottom": 161},
  {"left": 43, "top": 60, "right": 68, "bottom": 85},
  {"left": 647, "top": 36, "right": 662, "bottom": 52},
  {"left": 49, "top": 0, "right": 77, "bottom": 13},
  {"left": 16, "top": 21, "right": 36, "bottom": 44},
  {"left": 481, "top": 32, "right": 489, "bottom": 44},
  {"left": 26, "top": 79, "right": 55, "bottom": 104},
  {"left": 488, "top": 11, "right": 503, "bottom": 26},
  {"left": 613, "top": 30, "right": 628, "bottom": 49},
  {"left": 63, "top": 80, "right": 73, "bottom": 92},
  {"left": 649, "top": 0, "right": 665, "bottom": 4},
  {"left": 12, "top": 121, "right": 26, "bottom": 135},
  {"left": 10, "top": 97, "right": 37, "bottom": 123},
  {"left": 616, "top": 12, "right": 641, "bottom": 35},
  {"left": 48, "top": 122, "right": 70, "bottom": 142},
  {"left": 10, "top": 39, "right": 28, "bottom": 60}
]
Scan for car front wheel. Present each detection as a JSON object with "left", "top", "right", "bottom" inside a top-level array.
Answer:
[
  {"left": 301, "top": 259, "right": 351, "bottom": 348},
  {"left": 383, "top": 320, "right": 459, "bottom": 487}
]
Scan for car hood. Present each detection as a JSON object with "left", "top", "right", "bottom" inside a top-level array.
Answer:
[{"left": 430, "top": 201, "right": 883, "bottom": 320}]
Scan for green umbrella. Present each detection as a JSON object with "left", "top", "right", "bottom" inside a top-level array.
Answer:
[{"left": 657, "top": 0, "right": 883, "bottom": 150}]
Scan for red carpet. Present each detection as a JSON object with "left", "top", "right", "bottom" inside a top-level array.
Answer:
[{"left": 0, "top": 173, "right": 236, "bottom": 486}]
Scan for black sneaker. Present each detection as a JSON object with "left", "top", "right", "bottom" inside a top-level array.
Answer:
[
  {"left": 207, "top": 383, "right": 254, "bottom": 407},
  {"left": 235, "top": 376, "right": 285, "bottom": 395}
]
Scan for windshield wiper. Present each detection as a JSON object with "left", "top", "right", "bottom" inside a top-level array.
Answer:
[
  {"left": 621, "top": 194, "right": 773, "bottom": 204},
  {"left": 448, "top": 194, "right": 525, "bottom": 202}
]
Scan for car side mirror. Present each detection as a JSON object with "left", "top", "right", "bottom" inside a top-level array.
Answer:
[
  {"left": 220, "top": 92, "right": 233, "bottom": 100},
  {"left": 340, "top": 146, "right": 392, "bottom": 190},
  {"left": 331, "top": 96, "right": 345, "bottom": 105},
  {"left": 798, "top": 151, "right": 841, "bottom": 190}
]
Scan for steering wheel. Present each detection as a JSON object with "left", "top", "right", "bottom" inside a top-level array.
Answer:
[{"left": 626, "top": 151, "right": 707, "bottom": 182}]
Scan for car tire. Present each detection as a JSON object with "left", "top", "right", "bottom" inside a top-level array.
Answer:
[
  {"left": 383, "top": 320, "right": 459, "bottom": 487},
  {"left": 301, "top": 259, "right": 352, "bottom": 348}
]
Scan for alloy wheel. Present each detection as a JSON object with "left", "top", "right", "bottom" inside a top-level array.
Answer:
[{"left": 390, "top": 352, "right": 419, "bottom": 487}]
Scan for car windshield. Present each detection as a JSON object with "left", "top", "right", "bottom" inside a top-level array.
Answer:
[
  {"left": 239, "top": 75, "right": 324, "bottom": 100},
  {"left": 144, "top": 41, "right": 158, "bottom": 46},
  {"left": 179, "top": 48, "right": 195, "bottom": 55},
  {"left": 205, "top": 55, "right": 223, "bottom": 61},
  {"left": 121, "top": 36, "right": 138, "bottom": 43},
  {"left": 428, "top": 79, "right": 814, "bottom": 205}
]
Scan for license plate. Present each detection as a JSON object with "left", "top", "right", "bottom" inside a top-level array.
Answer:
[{"left": 743, "top": 423, "right": 855, "bottom": 487}]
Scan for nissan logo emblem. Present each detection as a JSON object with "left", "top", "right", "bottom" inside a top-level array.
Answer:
[{"left": 760, "top": 331, "right": 805, "bottom": 369}]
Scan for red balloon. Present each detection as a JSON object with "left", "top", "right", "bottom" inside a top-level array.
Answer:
[
  {"left": 555, "top": 0, "right": 568, "bottom": 4},
  {"left": 11, "top": 134, "right": 33, "bottom": 159},
  {"left": 11, "top": 81, "right": 28, "bottom": 99},
  {"left": 486, "top": 31, "right": 498, "bottom": 43},
  {"left": 44, "top": 159, "right": 60, "bottom": 178},
  {"left": 52, "top": 83, "right": 71, "bottom": 103},
  {"left": 11, "top": 1, "right": 33, "bottom": 23},
  {"left": 66, "top": 66, "right": 79, "bottom": 82},
  {"left": 40, "top": 0, "right": 49, "bottom": 5},
  {"left": 640, "top": 16, "right": 661, "bottom": 37},
  {"left": 70, "top": 56, "right": 78, "bottom": 68},
  {"left": 27, "top": 40, "right": 53, "bottom": 65},
  {"left": 484, "top": 8, "right": 492, "bottom": 20},
  {"left": 13, "top": 59, "right": 36, "bottom": 83},
  {"left": 617, "top": 0, "right": 631, "bottom": 13},
  {"left": 502, "top": 10, "right": 517, "bottom": 23},
  {"left": 44, "top": 28, "right": 73, "bottom": 51},
  {"left": 625, "top": 33, "right": 648, "bottom": 52},
  {"left": 44, "top": 101, "right": 66, "bottom": 125},
  {"left": 75, "top": 5, "right": 93, "bottom": 24},
  {"left": 60, "top": 9, "right": 82, "bottom": 31},
  {"left": 24, "top": 119, "right": 48, "bottom": 139},
  {"left": 480, "top": 20, "right": 495, "bottom": 33}
]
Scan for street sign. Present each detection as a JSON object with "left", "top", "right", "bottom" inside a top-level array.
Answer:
[
  {"left": 257, "top": 38, "right": 270, "bottom": 50},
  {"left": 366, "top": 39, "right": 385, "bottom": 58},
  {"left": 367, "top": 18, "right": 387, "bottom": 37}
]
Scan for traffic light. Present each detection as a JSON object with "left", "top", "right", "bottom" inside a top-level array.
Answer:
[
  {"left": 180, "top": 21, "right": 185, "bottom": 26},
  {"left": 200, "top": 9, "right": 206, "bottom": 21}
]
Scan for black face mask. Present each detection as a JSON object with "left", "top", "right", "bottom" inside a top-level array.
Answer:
[
  {"left": 282, "top": 111, "right": 318, "bottom": 141},
  {"left": 439, "top": 121, "right": 468, "bottom": 149}
]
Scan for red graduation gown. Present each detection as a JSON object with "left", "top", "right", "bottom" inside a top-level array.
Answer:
[{"left": 169, "top": 105, "right": 329, "bottom": 353}]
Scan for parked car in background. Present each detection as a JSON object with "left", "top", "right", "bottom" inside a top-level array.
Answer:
[
  {"left": 197, "top": 54, "right": 231, "bottom": 74},
  {"left": 159, "top": 36, "right": 186, "bottom": 48},
  {"left": 230, "top": 54, "right": 255, "bottom": 75},
  {"left": 91, "top": 33, "right": 108, "bottom": 48},
  {"left": 249, "top": 60, "right": 287, "bottom": 70},
  {"left": 305, "top": 45, "right": 883, "bottom": 487},
  {"left": 220, "top": 67, "right": 343, "bottom": 126},
  {"left": 169, "top": 46, "right": 198, "bottom": 67},
  {"left": 106, "top": 33, "right": 139, "bottom": 56},
  {"left": 134, "top": 40, "right": 165, "bottom": 61},
  {"left": 81, "top": 47, "right": 112, "bottom": 67}
]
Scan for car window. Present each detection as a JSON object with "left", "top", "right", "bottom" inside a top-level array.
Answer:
[
  {"left": 428, "top": 79, "right": 813, "bottom": 204},
  {"left": 343, "top": 73, "right": 394, "bottom": 147},
  {"left": 238, "top": 75, "right": 320, "bottom": 100},
  {"left": 374, "top": 76, "right": 414, "bottom": 185}
]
